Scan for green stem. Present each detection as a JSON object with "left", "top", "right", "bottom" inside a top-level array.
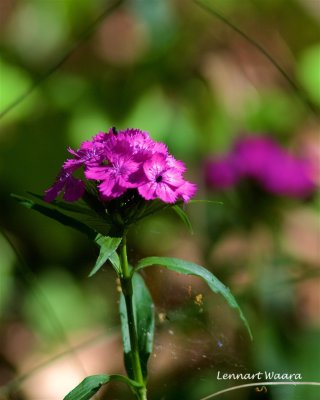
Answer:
[{"left": 120, "top": 235, "right": 147, "bottom": 400}]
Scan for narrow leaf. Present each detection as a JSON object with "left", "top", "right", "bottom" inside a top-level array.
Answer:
[
  {"left": 119, "top": 295, "right": 133, "bottom": 379},
  {"left": 135, "top": 256, "right": 252, "bottom": 339},
  {"left": 89, "top": 235, "right": 122, "bottom": 277},
  {"left": 119, "top": 273, "right": 155, "bottom": 379},
  {"left": 63, "top": 373, "right": 141, "bottom": 400},
  {"left": 12, "top": 193, "right": 111, "bottom": 237},
  {"left": 12, "top": 194, "right": 96, "bottom": 239},
  {"left": 188, "top": 199, "right": 223, "bottom": 205},
  {"left": 108, "top": 250, "right": 121, "bottom": 275},
  {"left": 64, "top": 374, "right": 110, "bottom": 400},
  {"left": 29, "top": 192, "right": 111, "bottom": 235},
  {"left": 172, "top": 205, "right": 194, "bottom": 234},
  {"left": 133, "top": 273, "right": 155, "bottom": 378},
  {"left": 28, "top": 192, "right": 97, "bottom": 215}
]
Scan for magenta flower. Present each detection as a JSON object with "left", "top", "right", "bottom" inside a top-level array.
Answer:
[
  {"left": 261, "top": 155, "right": 315, "bottom": 197},
  {"left": 205, "top": 157, "right": 237, "bottom": 189},
  {"left": 64, "top": 138, "right": 106, "bottom": 171},
  {"left": 166, "top": 155, "right": 187, "bottom": 172},
  {"left": 232, "top": 136, "right": 282, "bottom": 180},
  {"left": 138, "top": 153, "right": 185, "bottom": 203},
  {"left": 44, "top": 169, "right": 85, "bottom": 202},
  {"left": 205, "top": 135, "right": 315, "bottom": 198},
  {"left": 176, "top": 181, "right": 197, "bottom": 202},
  {"left": 45, "top": 127, "right": 197, "bottom": 205},
  {"left": 85, "top": 139, "right": 140, "bottom": 199}
]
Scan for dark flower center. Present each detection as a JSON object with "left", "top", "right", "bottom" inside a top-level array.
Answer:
[{"left": 156, "top": 175, "right": 163, "bottom": 183}]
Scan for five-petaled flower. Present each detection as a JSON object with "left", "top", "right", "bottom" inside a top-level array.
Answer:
[{"left": 138, "top": 153, "right": 186, "bottom": 203}]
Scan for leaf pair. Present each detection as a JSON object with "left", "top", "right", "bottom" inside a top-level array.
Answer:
[{"left": 89, "top": 235, "right": 122, "bottom": 277}]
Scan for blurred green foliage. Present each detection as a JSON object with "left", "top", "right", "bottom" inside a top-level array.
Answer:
[
  {"left": 297, "top": 43, "right": 320, "bottom": 106},
  {"left": 0, "top": 0, "right": 319, "bottom": 399}
]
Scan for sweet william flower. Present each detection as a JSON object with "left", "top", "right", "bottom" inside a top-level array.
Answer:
[
  {"left": 85, "top": 140, "right": 140, "bottom": 200},
  {"left": 44, "top": 169, "right": 85, "bottom": 202},
  {"left": 45, "top": 127, "right": 197, "bottom": 205},
  {"left": 106, "top": 127, "right": 168, "bottom": 161},
  {"left": 64, "top": 140, "right": 106, "bottom": 171},
  {"left": 138, "top": 153, "right": 186, "bottom": 203}
]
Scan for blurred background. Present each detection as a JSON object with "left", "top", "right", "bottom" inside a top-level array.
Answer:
[{"left": 0, "top": 0, "right": 319, "bottom": 399}]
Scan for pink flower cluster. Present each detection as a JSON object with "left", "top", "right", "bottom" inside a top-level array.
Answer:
[
  {"left": 205, "top": 135, "right": 315, "bottom": 198},
  {"left": 45, "top": 128, "right": 196, "bottom": 204}
]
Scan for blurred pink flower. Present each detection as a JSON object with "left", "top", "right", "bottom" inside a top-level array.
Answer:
[{"left": 205, "top": 135, "right": 315, "bottom": 198}]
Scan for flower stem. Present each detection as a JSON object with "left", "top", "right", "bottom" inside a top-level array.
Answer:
[{"left": 120, "top": 235, "right": 147, "bottom": 400}]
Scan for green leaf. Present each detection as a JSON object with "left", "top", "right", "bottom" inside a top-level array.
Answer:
[
  {"left": 64, "top": 374, "right": 109, "bottom": 400},
  {"left": 89, "top": 235, "right": 122, "bottom": 277},
  {"left": 135, "top": 257, "right": 252, "bottom": 340},
  {"left": 29, "top": 192, "right": 97, "bottom": 215},
  {"left": 133, "top": 274, "right": 155, "bottom": 378},
  {"left": 0, "top": 58, "right": 36, "bottom": 123},
  {"left": 119, "top": 273, "right": 155, "bottom": 379},
  {"left": 297, "top": 44, "right": 320, "bottom": 107},
  {"left": 108, "top": 250, "right": 121, "bottom": 275},
  {"left": 172, "top": 205, "right": 194, "bottom": 234},
  {"left": 29, "top": 192, "right": 112, "bottom": 235},
  {"left": 188, "top": 199, "right": 223, "bottom": 206},
  {"left": 63, "top": 373, "right": 141, "bottom": 400},
  {"left": 134, "top": 202, "right": 170, "bottom": 223},
  {"left": 12, "top": 193, "right": 111, "bottom": 237},
  {"left": 12, "top": 194, "right": 96, "bottom": 239},
  {"left": 119, "top": 295, "right": 133, "bottom": 379}
]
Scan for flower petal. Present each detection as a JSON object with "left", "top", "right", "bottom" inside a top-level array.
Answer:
[
  {"left": 138, "top": 182, "right": 158, "bottom": 200},
  {"left": 63, "top": 177, "right": 85, "bottom": 201},
  {"left": 177, "top": 181, "right": 197, "bottom": 202},
  {"left": 156, "top": 183, "right": 178, "bottom": 203}
]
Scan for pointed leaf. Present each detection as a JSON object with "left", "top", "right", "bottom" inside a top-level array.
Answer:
[
  {"left": 133, "top": 273, "right": 155, "bottom": 378},
  {"left": 89, "top": 235, "right": 122, "bottom": 277},
  {"left": 63, "top": 373, "right": 141, "bottom": 400},
  {"left": 133, "top": 199, "right": 170, "bottom": 222},
  {"left": 29, "top": 192, "right": 99, "bottom": 216},
  {"left": 135, "top": 256, "right": 252, "bottom": 339},
  {"left": 12, "top": 193, "right": 111, "bottom": 237},
  {"left": 119, "top": 294, "right": 133, "bottom": 379},
  {"left": 119, "top": 273, "right": 155, "bottom": 379},
  {"left": 188, "top": 199, "right": 223, "bottom": 205},
  {"left": 12, "top": 194, "right": 96, "bottom": 239},
  {"left": 64, "top": 374, "right": 109, "bottom": 400},
  {"left": 28, "top": 192, "right": 111, "bottom": 235},
  {"left": 109, "top": 250, "right": 121, "bottom": 275},
  {"left": 172, "top": 205, "right": 194, "bottom": 234}
]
